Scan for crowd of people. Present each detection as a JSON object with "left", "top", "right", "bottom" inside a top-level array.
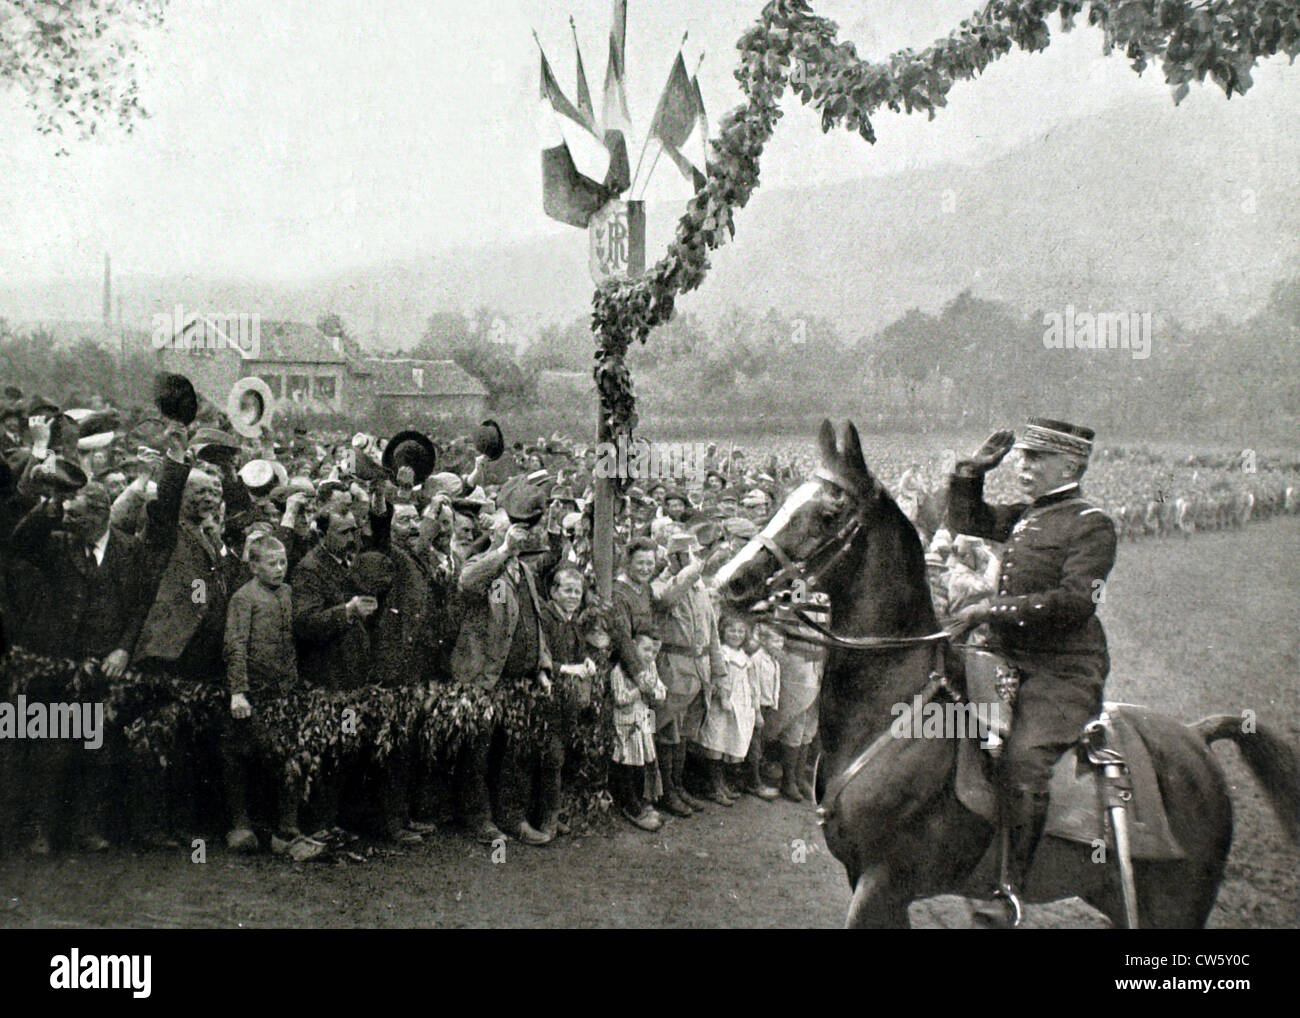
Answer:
[
  {"left": 0, "top": 379, "right": 826, "bottom": 859},
  {"left": 0, "top": 377, "right": 1294, "bottom": 861}
]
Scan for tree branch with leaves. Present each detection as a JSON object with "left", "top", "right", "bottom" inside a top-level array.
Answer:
[
  {"left": 591, "top": 0, "right": 1300, "bottom": 444},
  {"left": 0, "top": 0, "right": 168, "bottom": 147}
]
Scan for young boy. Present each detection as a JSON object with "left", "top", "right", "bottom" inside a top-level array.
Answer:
[
  {"left": 609, "top": 621, "right": 667, "bottom": 832},
  {"left": 223, "top": 534, "right": 324, "bottom": 861}
]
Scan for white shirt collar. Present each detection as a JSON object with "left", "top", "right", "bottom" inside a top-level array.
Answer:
[{"left": 91, "top": 527, "right": 111, "bottom": 566}]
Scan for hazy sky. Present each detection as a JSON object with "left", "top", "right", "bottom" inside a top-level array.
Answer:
[{"left": 1, "top": 0, "right": 1297, "bottom": 282}]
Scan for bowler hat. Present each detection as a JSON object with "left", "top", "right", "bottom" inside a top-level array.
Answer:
[
  {"left": 382, "top": 430, "right": 438, "bottom": 485},
  {"left": 474, "top": 419, "right": 505, "bottom": 461},
  {"left": 190, "top": 427, "right": 241, "bottom": 462},
  {"left": 26, "top": 395, "right": 60, "bottom": 418},
  {"left": 153, "top": 373, "right": 198, "bottom": 426}
]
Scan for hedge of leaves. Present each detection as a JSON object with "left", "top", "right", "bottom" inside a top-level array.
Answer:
[
  {"left": 2, "top": 648, "right": 613, "bottom": 817},
  {"left": 592, "top": 0, "right": 1299, "bottom": 445}
]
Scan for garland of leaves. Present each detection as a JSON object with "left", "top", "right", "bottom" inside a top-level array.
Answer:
[
  {"left": 2, "top": 648, "right": 614, "bottom": 817},
  {"left": 591, "top": 0, "right": 1299, "bottom": 442}
]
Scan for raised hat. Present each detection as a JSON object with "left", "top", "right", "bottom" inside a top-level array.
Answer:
[
  {"left": 474, "top": 419, "right": 505, "bottom": 461},
  {"left": 238, "top": 459, "right": 280, "bottom": 497},
  {"left": 190, "top": 427, "right": 240, "bottom": 462},
  {"left": 227, "top": 376, "right": 276, "bottom": 438},
  {"left": 1013, "top": 417, "right": 1095, "bottom": 460},
  {"left": 26, "top": 394, "right": 60, "bottom": 418},
  {"left": 76, "top": 430, "right": 118, "bottom": 452},
  {"left": 451, "top": 485, "right": 492, "bottom": 515},
  {"left": 425, "top": 471, "right": 466, "bottom": 497},
  {"left": 74, "top": 409, "right": 120, "bottom": 439},
  {"left": 666, "top": 530, "right": 701, "bottom": 555},
  {"left": 28, "top": 454, "right": 88, "bottom": 493},
  {"left": 382, "top": 430, "right": 438, "bottom": 485},
  {"left": 153, "top": 373, "right": 198, "bottom": 426}
]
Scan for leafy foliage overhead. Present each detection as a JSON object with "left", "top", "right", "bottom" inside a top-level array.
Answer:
[
  {"left": 0, "top": 0, "right": 168, "bottom": 146},
  {"left": 591, "top": 0, "right": 1300, "bottom": 442}
]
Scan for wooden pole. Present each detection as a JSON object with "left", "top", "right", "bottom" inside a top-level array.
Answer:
[{"left": 592, "top": 367, "right": 614, "bottom": 601}]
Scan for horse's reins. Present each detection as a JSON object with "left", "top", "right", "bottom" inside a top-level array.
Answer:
[{"left": 741, "top": 490, "right": 962, "bottom": 825}]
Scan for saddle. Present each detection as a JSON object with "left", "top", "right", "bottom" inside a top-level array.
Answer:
[{"left": 954, "top": 693, "right": 1186, "bottom": 862}]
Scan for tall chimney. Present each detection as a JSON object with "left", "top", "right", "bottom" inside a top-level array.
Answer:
[{"left": 102, "top": 252, "right": 112, "bottom": 342}]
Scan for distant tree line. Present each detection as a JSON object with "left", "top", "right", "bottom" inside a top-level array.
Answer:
[{"left": 4, "top": 265, "right": 1297, "bottom": 442}]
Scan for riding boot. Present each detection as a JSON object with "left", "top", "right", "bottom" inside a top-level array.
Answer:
[
  {"left": 675, "top": 743, "right": 708, "bottom": 811},
  {"left": 656, "top": 739, "right": 691, "bottom": 817},
  {"left": 779, "top": 743, "right": 804, "bottom": 802},
  {"left": 795, "top": 743, "right": 816, "bottom": 801},
  {"left": 973, "top": 786, "right": 1050, "bottom": 928}
]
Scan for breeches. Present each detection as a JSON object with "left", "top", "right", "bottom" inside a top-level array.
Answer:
[
  {"left": 1000, "top": 649, "right": 1108, "bottom": 794},
  {"left": 656, "top": 691, "right": 704, "bottom": 745}
]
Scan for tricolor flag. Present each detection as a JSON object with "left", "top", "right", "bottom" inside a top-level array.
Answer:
[
  {"left": 571, "top": 17, "right": 597, "bottom": 133},
  {"left": 539, "top": 42, "right": 609, "bottom": 185},
  {"left": 600, "top": 0, "right": 632, "bottom": 195},
  {"left": 539, "top": 42, "right": 614, "bottom": 228},
  {"left": 648, "top": 50, "right": 708, "bottom": 192}
]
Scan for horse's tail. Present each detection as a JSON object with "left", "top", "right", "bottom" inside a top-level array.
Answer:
[{"left": 1193, "top": 714, "right": 1300, "bottom": 845}]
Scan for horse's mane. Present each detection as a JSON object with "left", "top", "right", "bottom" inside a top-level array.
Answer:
[{"left": 861, "top": 483, "right": 940, "bottom": 631}]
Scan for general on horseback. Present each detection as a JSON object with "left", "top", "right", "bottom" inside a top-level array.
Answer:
[
  {"left": 946, "top": 418, "right": 1116, "bottom": 927},
  {"left": 714, "top": 418, "right": 1299, "bottom": 929}
]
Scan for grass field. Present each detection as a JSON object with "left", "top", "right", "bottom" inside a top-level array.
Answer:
[{"left": 2, "top": 517, "right": 1297, "bottom": 929}]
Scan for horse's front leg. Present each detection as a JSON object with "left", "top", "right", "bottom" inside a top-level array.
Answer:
[{"left": 845, "top": 863, "right": 911, "bottom": 929}]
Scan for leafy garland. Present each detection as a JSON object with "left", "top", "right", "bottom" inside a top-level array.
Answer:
[
  {"left": 591, "top": 0, "right": 1299, "bottom": 442},
  {"left": 2, "top": 648, "right": 613, "bottom": 817}
]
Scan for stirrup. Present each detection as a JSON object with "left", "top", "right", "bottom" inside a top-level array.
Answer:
[{"left": 974, "top": 884, "right": 1024, "bottom": 928}]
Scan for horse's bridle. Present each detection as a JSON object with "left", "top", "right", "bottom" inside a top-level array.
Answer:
[
  {"left": 740, "top": 480, "right": 959, "bottom": 824},
  {"left": 751, "top": 486, "right": 952, "bottom": 652}
]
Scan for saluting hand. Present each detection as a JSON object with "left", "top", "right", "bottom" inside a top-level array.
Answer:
[{"left": 966, "top": 430, "right": 1015, "bottom": 474}]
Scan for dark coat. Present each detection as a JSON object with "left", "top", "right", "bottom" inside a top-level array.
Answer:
[
  {"left": 947, "top": 476, "right": 1117, "bottom": 655},
  {"left": 133, "top": 458, "right": 237, "bottom": 679},
  {"left": 291, "top": 543, "right": 369, "bottom": 692},
  {"left": 8, "top": 504, "right": 147, "bottom": 661}
]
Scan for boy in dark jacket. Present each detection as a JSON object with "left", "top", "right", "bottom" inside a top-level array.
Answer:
[{"left": 223, "top": 534, "right": 322, "bottom": 860}]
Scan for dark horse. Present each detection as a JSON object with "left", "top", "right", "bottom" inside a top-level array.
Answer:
[{"left": 715, "top": 420, "right": 1299, "bottom": 928}]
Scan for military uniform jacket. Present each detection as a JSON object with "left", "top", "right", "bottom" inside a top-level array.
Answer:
[{"left": 947, "top": 476, "right": 1116, "bottom": 655}]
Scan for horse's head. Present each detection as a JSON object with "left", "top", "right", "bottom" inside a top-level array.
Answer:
[{"left": 715, "top": 419, "right": 934, "bottom": 633}]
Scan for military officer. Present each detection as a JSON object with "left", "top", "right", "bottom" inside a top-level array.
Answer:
[{"left": 946, "top": 417, "right": 1117, "bottom": 927}]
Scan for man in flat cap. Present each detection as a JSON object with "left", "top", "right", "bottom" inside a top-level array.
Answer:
[{"left": 947, "top": 417, "right": 1117, "bottom": 927}]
